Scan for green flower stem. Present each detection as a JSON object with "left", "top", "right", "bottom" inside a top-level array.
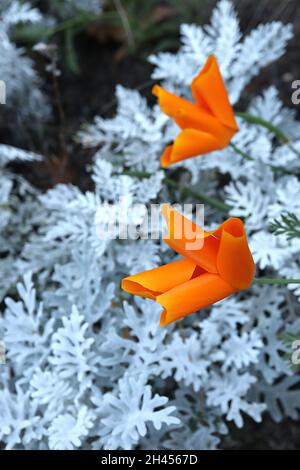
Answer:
[
  {"left": 12, "top": 12, "right": 98, "bottom": 42},
  {"left": 165, "top": 178, "right": 231, "bottom": 213},
  {"left": 119, "top": 171, "right": 231, "bottom": 213},
  {"left": 235, "top": 111, "right": 290, "bottom": 143},
  {"left": 229, "top": 142, "right": 253, "bottom": 161},
  {"left": 0, "top": 203, "right": 11, "bottom": 211},
  {"left": 235, "top": 111, "right": 300, "bottom": 158},
  {"left": 252, "top": 277, "right": 300, "bottom": 286},
  {"left": 229, "top": 142, "right": 295, "bottom": 175},
  {"left": 121, "top": 170, "right": 152, "bottom": 178}
]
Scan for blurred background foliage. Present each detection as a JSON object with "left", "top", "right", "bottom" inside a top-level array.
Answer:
[
  {"left": 11, "top": 0, "right": 299, "bottom": 88},
  {"left": 4, "top": 0, "right": 300, "bottom": 190},
  {"left": 13, "top": 0, "right": 212, "bottom": 70}
]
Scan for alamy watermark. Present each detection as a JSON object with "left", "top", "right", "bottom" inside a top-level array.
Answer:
[
  {"left": 291, "top": 80, "right": 300, "bottom": 105},
  {"left": 0, "top": 80, "right": 6, "bottom": 105},
  {"left": 95, "top": 200, "right": 205, "bottom": 250}
]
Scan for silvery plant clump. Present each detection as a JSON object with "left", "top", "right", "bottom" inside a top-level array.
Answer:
[
  {"left": 0, "top": 0, "right": 300, "bottom": 450},
  {"left": 0, "top": 1, "right": 50, "bottom": 123}
]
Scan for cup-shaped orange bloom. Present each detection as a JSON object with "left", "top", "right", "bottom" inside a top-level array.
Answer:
[
  {"left": 122, "top": 205, "right": 255, "bottom": 326},
  {"left": 153, "top": 55, "right": 238, "bottom": 168}
]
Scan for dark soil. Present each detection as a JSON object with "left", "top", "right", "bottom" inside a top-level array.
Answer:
[{"left": 223, "top": 415, "right": 300, "bottom": 450}]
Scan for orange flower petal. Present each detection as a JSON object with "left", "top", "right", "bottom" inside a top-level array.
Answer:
[
  {"left": 121, "top": 208, "right": 255, "bottom": 327},
  {"left": 153, "top": 84, "right": 229, "bottom": 138},
  {"left": 153, "top": 85, "right": 200, "bottom": 128},
  {"left": 162, "top": 128, "right": 224, "bottom": 166},
  {"left": 162, "top": 204, "right": 219, "bottom": 273},
  {"left": 216, "top": 218, "right": 256, "bottom": 289},
  {"left": 153, "top": 56, "right": 238, "bottom": 167},
  {"left": 161, "top": 145, "right": 174, "bottom": 168},
  {"left": 157, "top": 272, "right": 236, "bottom": 326},
  {"left": 191, "top": 55, "right": 238, "bottom": 132},
  {"left": 121, "top": 258, "right": 198, "bottom": 299},
  {"left": 161, "top": 206, "right": 255, "bottom": 289}
]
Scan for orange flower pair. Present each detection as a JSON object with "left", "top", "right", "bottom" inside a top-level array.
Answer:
[
  {"left": 121, "top": 56, "right": 253, "bottom": 326},
  {"left": 122, "top": 205, "right": 255, "bottom": 326},
  {"left": 153, "top": 55, "right": 238, "bottom": 167}
]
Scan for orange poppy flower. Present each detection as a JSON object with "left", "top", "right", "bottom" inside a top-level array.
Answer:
[
  {"left": 122, "top": 205, "right": 255, "bottom": 326},
  {"left": 153, "top": 55, "right": 239, "bottom": 168}
]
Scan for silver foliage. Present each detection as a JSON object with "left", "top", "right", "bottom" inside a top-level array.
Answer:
[{"left": 0, "top": 0, "right": 300, "bottom": 450}]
